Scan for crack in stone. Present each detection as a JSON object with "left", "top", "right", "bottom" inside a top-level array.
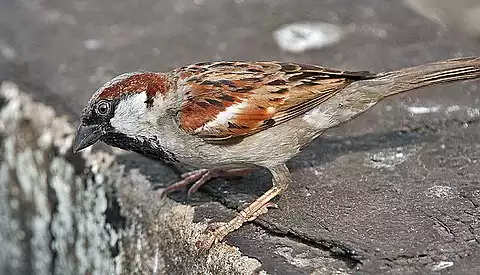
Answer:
[
  {"left": 254, "top": 222, "right": 361, "bottom": 268},
  {"left": 427, "top": 215, "right": 455, "bottom": 237},
  {"left": 205, "top": 195, "right": 362, "bottom": 269},
  {"left": 459, "top": 193, "right": 479, "bottom": 208}
]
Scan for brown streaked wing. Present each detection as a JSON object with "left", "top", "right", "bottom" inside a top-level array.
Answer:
[{"left": 176, "top": 61, "right": 375, "bottom": 142}]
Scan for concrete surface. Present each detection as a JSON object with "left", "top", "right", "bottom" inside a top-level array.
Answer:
[
  {"left": 405, "top": 0, "right": 480, "bottom": 38},
  {"left": 1, "top": 0, "right": 479, "bottom": 274}
]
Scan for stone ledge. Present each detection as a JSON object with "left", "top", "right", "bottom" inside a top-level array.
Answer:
[{"left": 2, "top": 75, "right": 480, "bottom": 274}]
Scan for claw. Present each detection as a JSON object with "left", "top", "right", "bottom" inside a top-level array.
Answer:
[
  {"left": 196, "top": 222, "right": 225, "bottom": 252},
  {"left": 187, "top": 171, "right": 214, "bottom": 199},
  {"left": 160, "top": 169, "right": 208, "bottom": 198},
  {"left": 264, "top": 201, "right": 278, "bottom": 209},
  {"left": 195, "top": 232, "right": 217, "bottom": 252}
]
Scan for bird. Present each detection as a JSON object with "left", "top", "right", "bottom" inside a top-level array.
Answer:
[{"left": 73, "top": 57, "right": 480, "bottom": 249}]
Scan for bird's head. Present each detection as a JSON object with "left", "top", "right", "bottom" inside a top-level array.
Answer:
[{"left": 73, "top": 71, "right": 170, "bottom": 153}]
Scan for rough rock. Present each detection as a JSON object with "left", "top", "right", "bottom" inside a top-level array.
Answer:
[{"left": 0, "top": 82, "right": 263, "bottom": 275}]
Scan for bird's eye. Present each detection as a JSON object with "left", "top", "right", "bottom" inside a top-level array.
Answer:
[{"left": 95, "top": 100, "right": 110, "bottom": 116}]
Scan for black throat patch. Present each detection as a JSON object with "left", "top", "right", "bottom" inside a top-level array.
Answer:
[{"left": 100, "top": 132, "right": 178, "bottom": 163}]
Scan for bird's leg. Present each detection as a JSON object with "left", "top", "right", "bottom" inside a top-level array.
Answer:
[
  {"left": 196, "top": 164, "right": 292, "bottom": 250},
  {"left": 160, "top": 168, "right": 255, "bottom": 198}
]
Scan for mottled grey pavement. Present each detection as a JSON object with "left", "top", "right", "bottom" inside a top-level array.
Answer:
[{"left": 1, "top": 0, "right": 479, "bottom": 273}]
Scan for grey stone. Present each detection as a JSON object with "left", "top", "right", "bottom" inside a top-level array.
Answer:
[
  {"left": 1, "top": 0, "right": 480, "bottom": 274},
  {"left": 405, "top": 0, "right": 480, "bottom": 38}
]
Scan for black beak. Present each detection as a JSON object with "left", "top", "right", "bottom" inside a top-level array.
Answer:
[{"left": 73, "top": 124, "right": 103, "bottom": 153}]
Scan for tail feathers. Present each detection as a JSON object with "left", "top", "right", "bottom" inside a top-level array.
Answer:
[
  {"left": 320, "top": 57, "right": 480, "bottom": 130},
  {"left": 376, "top": 57, "right": 480, "bottom": 97}
]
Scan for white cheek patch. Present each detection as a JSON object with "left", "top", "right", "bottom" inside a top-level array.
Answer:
[{"left": 110, "top": 92, "right": 149, "bottom": 136}]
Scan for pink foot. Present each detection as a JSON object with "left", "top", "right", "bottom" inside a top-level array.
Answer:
[{"left": 160, "top": 168, "right": 255, "bottom": 199}]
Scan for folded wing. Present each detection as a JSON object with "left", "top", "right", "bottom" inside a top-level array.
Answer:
[{"left": 176, "top": 61, "right": 374, "bottom": 142}]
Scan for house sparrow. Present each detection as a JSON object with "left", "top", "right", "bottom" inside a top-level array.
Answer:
[{"left": 73, "top": 57, "right": 480, "bottom": 249}]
